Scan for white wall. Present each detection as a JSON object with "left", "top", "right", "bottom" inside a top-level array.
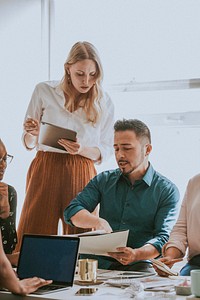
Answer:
[
  {"left": 1, "top": 0, "right": 200, "bottom": 225},
  {"left": 0, "top": 0, "right": 46, "bottom": 222}
]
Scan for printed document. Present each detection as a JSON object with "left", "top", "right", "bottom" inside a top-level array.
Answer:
[{"left": 77, "top": 230, "right": 129, "bottom": 256}]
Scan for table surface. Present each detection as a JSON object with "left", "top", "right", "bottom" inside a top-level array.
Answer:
[{"left": 0, "top": 274, "right": 193, "bottom": 300}]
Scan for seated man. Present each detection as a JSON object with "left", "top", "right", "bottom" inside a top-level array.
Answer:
[
  {"left": 64, "top": 119, "right": 180, "bottom": 272},
  {"left": 0, "top": 231, "right": 52, "bottom": 295}
]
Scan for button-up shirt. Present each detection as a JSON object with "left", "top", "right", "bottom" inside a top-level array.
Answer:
[{"left": 64, "top": 164, "right": 180, "bottom": 269}]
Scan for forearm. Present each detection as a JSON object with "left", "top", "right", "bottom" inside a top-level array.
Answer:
[
  {"left": 0, "top": 257, "right": 23, "bottom": 294},
  {"left": 71, "top": 209, "right": 112, "bottom": 232},
  {"left": 71, "top": 209, "right": 99, "bottom": 228},
  {"left": 162, "top": 246, "right": 183, "bottom": 259},
  {"left": 23, "top": 132, "right": 38, "bottom": 150},
  {"left": 79, "top": 147, "right": 101, "bottom": 162},
  {"left": 134, "top": 244, "right": 160, "bottom": 261},
  {"left": 6, "top": 253, "right": 19, "bottom": 267}
]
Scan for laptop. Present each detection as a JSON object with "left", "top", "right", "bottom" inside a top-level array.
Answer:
[
  {"left": 39, "top": 122, "right": 77, "bottom": 151},
  {"left": 16, "top": 234, "right": 80, "bottom": 294}
]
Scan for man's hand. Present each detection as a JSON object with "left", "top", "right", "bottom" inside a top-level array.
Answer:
[
  {"left": 108, "top": 247, "right": 138, "bottom": 265},
  {"left": 95, "top": 217, "right": 112, "bottom": 233},
  {"left": 16, "top": 277, "right": 52, "bottom": 295},
  {"left": 0, "top": 182, "right": 10, "bottom": 219}
]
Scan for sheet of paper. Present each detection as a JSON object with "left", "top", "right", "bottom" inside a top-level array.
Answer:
[{"left": 78, "top": 230, "right": 129, "bottom": 256}]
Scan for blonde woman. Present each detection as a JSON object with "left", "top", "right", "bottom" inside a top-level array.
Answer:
[{"left": 16, "top": 41, "right": 114, "bottom": 251}]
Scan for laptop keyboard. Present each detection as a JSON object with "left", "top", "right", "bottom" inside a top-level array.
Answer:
[{"left": 34, "top": 284, "right": 69, "bottom": 294}]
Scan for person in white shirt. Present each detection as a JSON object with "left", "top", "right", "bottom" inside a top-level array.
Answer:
[
  {"left": 16, "top": 41, "right": 114, "bottom": 251},
  {"left": 155, "top": 174, "right": 200, "bottom": 276},
  {"left": 0, "top": 231, "right": 52, "bottom": 295}
]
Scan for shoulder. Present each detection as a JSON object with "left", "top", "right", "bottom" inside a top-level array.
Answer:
[
  {"left": 8, "top": 185, "right": 17, "bottom": 194},
  {"left": 34, "top": 81, "right": 60, "bottom": 92},
  {"left": 101, "top": 91, "right": 114, "bottom": 110},
  {"left": 185, "top": 173, "right": 200, "bottom": 194},
  {"left": 94, "top": 169, "right": 120, "bottom": 184},
  {"left": 153, "top": 170, "right": 179, "bottom": 195},
  {"left": 188, "top": 173, "right": 200, "bottom": 185},
  {"left": 8, "top": 185, "right": 17, "bottom": 201}
]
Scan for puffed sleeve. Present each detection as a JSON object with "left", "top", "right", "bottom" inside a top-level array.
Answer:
[{"left": 96, "top": 92, "right": 115, "bottom": 164}]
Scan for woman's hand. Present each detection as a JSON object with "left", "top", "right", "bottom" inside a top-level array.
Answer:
[
  {"left": 0, "top": 182, "right": 10, "bottom": 219},
  {"left": 24, "top": 118, "right": 40, "bottom": 137},
  {"left": 17, "top": 277, "right": 52, "bottom": 295},
  {"left": 152, "top": 257, "right": 183, "bottom": 277},
  {"left": 58, "top": 139, "right": 82, "bottom": 155}
]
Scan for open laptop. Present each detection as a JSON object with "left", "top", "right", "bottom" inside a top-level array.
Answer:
[
  {"left": 16, "top": 234, "right": 80, "bottom": 294},
  {"left": 39, "top": 122, "right": 77, "bottom": 151}
]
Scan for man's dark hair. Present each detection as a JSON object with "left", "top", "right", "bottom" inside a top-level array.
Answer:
[{"left": 114, "top": 119, "right": 151, "bottom": 143}]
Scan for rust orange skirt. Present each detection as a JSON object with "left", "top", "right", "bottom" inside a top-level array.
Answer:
[{"left": 16, "top": 151, "right": 97, "bottom": 251}]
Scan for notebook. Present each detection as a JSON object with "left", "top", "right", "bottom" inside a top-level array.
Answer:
[
  {"left": 39, "top": 122, "right": 77, "bottom": 151},
  {"left": 17, "top": 234, "right": 80, "bottom": 295}
]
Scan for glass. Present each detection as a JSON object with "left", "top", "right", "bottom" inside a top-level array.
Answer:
[{"left": 0, "top": 154, "right": 14, "bottom": 165}]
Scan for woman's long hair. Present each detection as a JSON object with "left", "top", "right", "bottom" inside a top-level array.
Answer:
[{"left": 60, "top": 41, "right": 104, "bottom": 125}]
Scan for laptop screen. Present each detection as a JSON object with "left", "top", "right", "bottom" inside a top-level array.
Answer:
[{"left": 17, "top": 234, "right": 80, "bottom": 286}]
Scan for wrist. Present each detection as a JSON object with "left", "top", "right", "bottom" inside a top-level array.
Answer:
[{"left": 0, "top": 205, "right": 10, "bottom": 218}]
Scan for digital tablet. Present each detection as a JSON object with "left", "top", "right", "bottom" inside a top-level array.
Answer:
[{"left": 39, "top": 122, "right": 77, "bottom": 151}]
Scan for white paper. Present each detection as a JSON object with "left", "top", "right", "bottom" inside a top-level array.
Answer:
[{"left": 78, "top": 230, "right": 129, "bottom": 256}]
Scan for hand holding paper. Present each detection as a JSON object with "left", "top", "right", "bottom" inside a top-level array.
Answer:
[
  {"left": 150, "top": 258, "right": 179, "bottom": 276},
  {"left": 78, "top": 230, "right": 129, "bottom": 256}
]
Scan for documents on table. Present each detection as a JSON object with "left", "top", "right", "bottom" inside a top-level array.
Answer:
[
  {"left": 97, "top": 269, "right": 155, "bottom": 280},
  {"left": 75, "top": 230, "right": 129, "bottom": 256}
]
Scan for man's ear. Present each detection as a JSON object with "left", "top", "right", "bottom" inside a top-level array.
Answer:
[{"left": 145, "top": 144, "right": 152, "bottom": 156}]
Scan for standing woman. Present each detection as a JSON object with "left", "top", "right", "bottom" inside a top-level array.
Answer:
[{"left": 16, "top": 41, "right": 114, "bottom": 251}]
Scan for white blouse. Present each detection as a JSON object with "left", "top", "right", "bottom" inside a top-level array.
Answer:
[{"left": 24, "top": 81, "right": 115, "bottom": 163}]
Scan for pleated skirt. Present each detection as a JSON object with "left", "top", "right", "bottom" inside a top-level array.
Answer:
[{"left": 16, "top": 151, "right": 97, "bottom": 251}]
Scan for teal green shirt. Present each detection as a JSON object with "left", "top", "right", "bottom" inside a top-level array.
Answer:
[{"left": 64, "top": 164, "right": 180, "bottom": 269}]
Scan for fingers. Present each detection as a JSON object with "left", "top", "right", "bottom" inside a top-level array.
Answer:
[
  {"left": 107, "top": 251, "right": 129, "bottom": 265},
  {"left": 24, "top": 118, "right": 39, "bottom": 136},
  {"left": 20, "top": 277, "right": 53, "bottom": 294},
  {"left": 153, "top": 266, "right": 169, "bottom": 277},
  {"left": 34, "top": 278, "right": 52, "bottom": 288},
  {"left": 58, "top": 139, "right": 81, "bottom": 154}
]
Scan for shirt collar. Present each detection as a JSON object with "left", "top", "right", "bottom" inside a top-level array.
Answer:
[
  {"left": 55, "top": 83, "right": 64, "bottom": 96},
  {"left": 142, "top": 163, "right": 154, "bottom": 186},
  {"left": 117, "top": 163, "right": 155, "bottom": 187},
  {"left": 45, "top": 81, "right": 64, "bottom": 96}
]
